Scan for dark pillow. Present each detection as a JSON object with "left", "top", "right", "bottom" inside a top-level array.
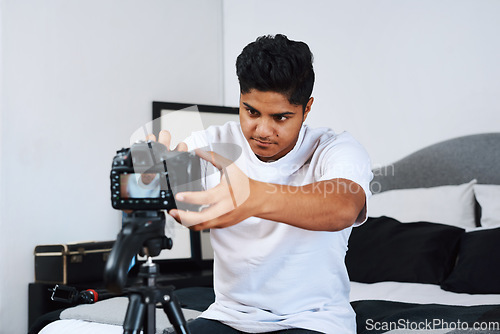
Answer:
[
  {"left": 346, "top": 216, "right": 464, "bottom": 284},
  {"left": 441, "top": 227, "right": 500, "bottom": 294}
]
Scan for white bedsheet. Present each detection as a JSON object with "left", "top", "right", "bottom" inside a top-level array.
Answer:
[
  {"left": 350, "top": 281, "right": 500, "bottom": 306},
  {"left": 40, "top": 319, "right": 123, "bottom": 334}
]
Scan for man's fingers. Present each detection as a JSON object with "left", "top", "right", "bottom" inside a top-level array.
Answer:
[
  {"left": 175, "top": 142, "right": 188, "bottom": 152},
  {"left": 175, "top": 187, "right": 221, "bottom": 205},
  {"left": 168, "top": 209, "right": 181, "bottom": 223},
  {"left": 145, "top": 133, "right": 157, "bottom": 142},
  {"left": 158, "top": 130, "right": 172, "bottom": 150},
  {"left": 172, "top": 201, "right": 230, "bottom": 227},
  {"left": 145, "top": 130, "right": 187, "bottom": 153}
]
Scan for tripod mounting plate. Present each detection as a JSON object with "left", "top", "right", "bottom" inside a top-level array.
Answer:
[{"left": 104, "top": 211, "right": 172, "bottom": 294}]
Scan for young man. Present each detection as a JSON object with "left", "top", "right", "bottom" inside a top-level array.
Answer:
[{"left": 164, "top": 34, "right": 372, "bottom": 334}]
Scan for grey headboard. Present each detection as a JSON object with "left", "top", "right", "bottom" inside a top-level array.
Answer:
[{"left": 371, "top": 133, "right": 500, "bottom": 194}]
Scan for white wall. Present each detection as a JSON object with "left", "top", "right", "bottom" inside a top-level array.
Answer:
[
  {"left": 0, "top": 1, "right": 223, "bottom": 333},
  {"left": 0, "top": 0, "right": 4, "bottom": 326},
  {"left": 222, "top": 0, "right": 500, "bottom": 166}
]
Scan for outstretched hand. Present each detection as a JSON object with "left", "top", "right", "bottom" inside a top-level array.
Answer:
[
  {"left": 168, "top": 149, "right": 257, "bottom": 231},
  {"left": 147, "top": 130, "right": 188, "bottom": 152},
  {"left": 140, "top": 130, "right": 187, "bottom": 185}
]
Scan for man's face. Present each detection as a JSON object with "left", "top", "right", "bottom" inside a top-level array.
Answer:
[{"left": 239, "top": 90, "right": 313, "bottom": 162}]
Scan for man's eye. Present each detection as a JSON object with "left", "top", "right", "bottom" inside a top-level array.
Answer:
[
  {"left": 247, "top": 109, "right": 258, "bottom": 116},
  {"left": 275, "top": 115, "right": 288, "bottom": 122}
]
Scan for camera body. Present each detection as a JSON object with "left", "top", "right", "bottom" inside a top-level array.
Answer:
[{"left": 110, "top": 141, "right": 202, "bottom": 211}]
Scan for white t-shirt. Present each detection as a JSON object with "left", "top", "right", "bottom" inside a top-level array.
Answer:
[{"left": 183, "top": 122, "right": 372, "bottom": 333}]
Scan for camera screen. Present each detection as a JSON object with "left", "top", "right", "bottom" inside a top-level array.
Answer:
[{"left": 120, "top": 173, "right": 161, "bottom": 199}]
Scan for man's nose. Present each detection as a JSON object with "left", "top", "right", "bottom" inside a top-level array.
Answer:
[{"left": 255, "top": 119, "right": 274, "bottom": 138}]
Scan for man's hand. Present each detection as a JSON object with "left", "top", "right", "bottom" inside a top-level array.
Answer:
[
  {"left": 125, "top": 130, "right": 188, "bottom": 215},
  {"left": 146, "top": 130, "right": 188, "bottom": 152},
  {"left": 168, "top": 150, "right": 254, "bottom": 230},
  {"left": 141, "top": 130, "right": 187, "bottom": 186},
  {"left": 143, "top": 130, "right": 252, "bottom": 229}
]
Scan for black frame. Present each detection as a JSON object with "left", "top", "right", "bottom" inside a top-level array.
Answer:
[
  {"left": 150, "top": 101, "right": 239, "bottom": 273},
  {"left": 152, "top": 101, "right": 240, "bottom": 137}
]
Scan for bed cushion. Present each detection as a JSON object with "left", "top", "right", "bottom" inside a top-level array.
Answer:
[
  {"left": 346, "top": 216, "right": 464, "bottom": 284},
  {"left": 441, "top": 226, "right": 500, "bottom": 294},
  {"left": 368, "top": 180, "right": 477, "bottom": 228},
  {"left": 473, "top": 184, "right": 500, "bottom": 228},
  {"left": 59, "top": 296, "right": 202, "bottom": 332}
]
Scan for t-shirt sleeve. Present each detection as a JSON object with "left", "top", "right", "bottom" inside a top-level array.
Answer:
[{"left": 317, "top": 133, "right": 373, "bottom": 224}]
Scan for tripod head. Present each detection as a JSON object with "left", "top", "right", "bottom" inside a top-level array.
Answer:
[{"left": 104, "top": 210, "right": 172, "bottom": 294}]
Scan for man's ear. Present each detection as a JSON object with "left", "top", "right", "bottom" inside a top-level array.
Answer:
[{"left": 303, "top": 97, "right": 314, "bottom": 121}]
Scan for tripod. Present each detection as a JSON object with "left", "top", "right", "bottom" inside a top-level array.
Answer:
[
  {"left": 104, "top": 211, "right": 191, "bottom": 334},
  {"left": 123, "top": 257, "right": 189, "bottom": 334}
]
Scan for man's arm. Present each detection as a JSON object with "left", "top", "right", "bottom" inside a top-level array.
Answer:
[
  {"left": 169, "top": 150, "right": 367, "bottom": 232},
  {"left": 254, "top": 178, "right": 366, "bottom": 231}
]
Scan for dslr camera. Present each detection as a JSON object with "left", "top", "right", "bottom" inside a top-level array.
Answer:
[
  {"left": 110, "top": 141, "right": 202, "bottom": 212},
  {"left": 105, "top": 141, "right": 199, "bottom": 334}
]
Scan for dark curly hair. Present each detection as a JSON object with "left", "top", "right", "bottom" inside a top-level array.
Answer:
[{"left": 236, "top": 34, "right": 315, "bottom": 110}]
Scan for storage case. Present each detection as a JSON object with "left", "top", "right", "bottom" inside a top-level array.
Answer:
[{"left": 34, "top": 241, "right": 115, "bottom": 284}]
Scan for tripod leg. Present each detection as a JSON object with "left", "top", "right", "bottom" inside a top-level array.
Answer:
[
  {"left": 123, "top": 293, "right": 145, "bottom": 334},
  {"left": 143, "top": 301, "right": 156, "bottom": 334},
  {"left": 162, "top": 294, "right": 191, "bottom": 334}
]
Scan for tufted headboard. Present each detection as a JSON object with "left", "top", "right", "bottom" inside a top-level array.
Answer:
[{"left": 371, "top": 133, "right": 500, "bottom": 194}]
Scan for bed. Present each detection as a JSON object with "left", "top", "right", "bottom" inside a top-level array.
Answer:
[
  {"left": 346, "top": 132, "right": 500, "bottom": 333},
  {"left": 33, "top": 132, "right": 500, "bottom": 334}
]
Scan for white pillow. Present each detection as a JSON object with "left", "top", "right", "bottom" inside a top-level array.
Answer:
[
  {"left": 368, "top": 179, "right": 477, "bottom": 229},
  {"left": 473, "top": 184, "right": 500, "bottom": 228}
]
